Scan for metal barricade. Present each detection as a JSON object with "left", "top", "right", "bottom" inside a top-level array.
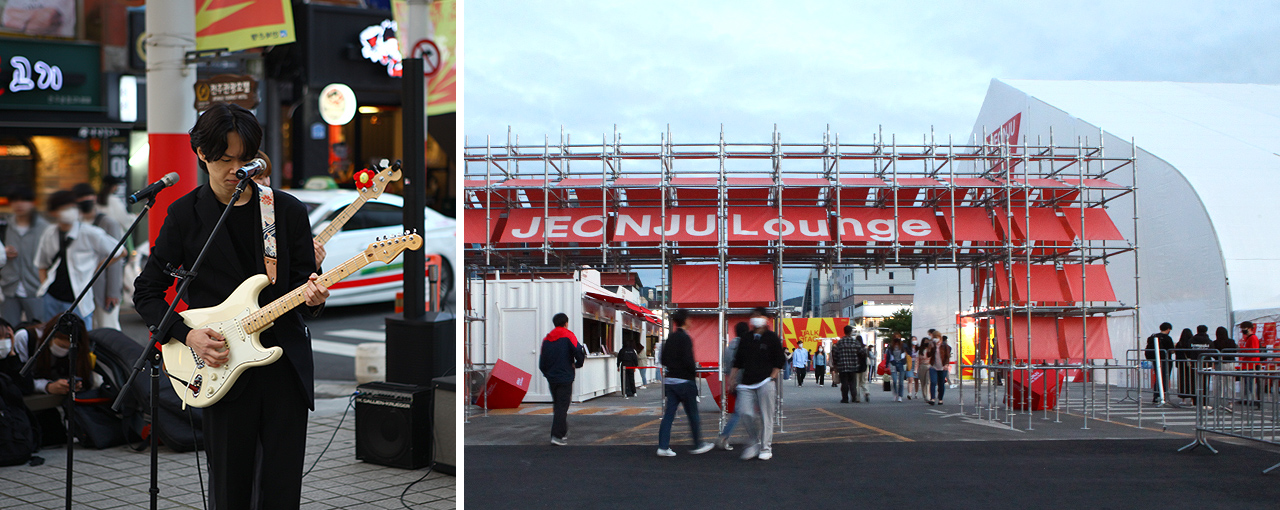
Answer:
[{"left": 1181, "top": 351, "right": 1280, "bottom": 473}]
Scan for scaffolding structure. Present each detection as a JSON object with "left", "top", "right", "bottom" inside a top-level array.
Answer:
[{"left": 463, "top": 125, "right": 1140, "bottom": 432}]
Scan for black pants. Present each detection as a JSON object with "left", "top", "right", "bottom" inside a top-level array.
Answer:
[
  {"left": 814, "top": 365, "right": 826, "bottom": 385},
  {"left": 203, "top": 360, "right": 309, "bottom": 510},
  {"left": 795, "top": 367, "right": 808, "bottom": 386},
  {"left": 622, "top": 366, "right": 636, "bottom": 397},
  {"left": 839, "top": 372, "right": 856, "bottom": 402},
  {"left": 1151, "top": 360, "right": 1172, "bottom": 400},
  {"left": 550, "top": 382, "right": 572, "bottom": 439}
]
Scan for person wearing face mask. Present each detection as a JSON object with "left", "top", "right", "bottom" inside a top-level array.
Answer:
[
  {"left": 729, "top": 307, "right": 786, "bottom": 461},
  {"left": 11, "top": 315, "right": 97, "bottom": 395},
  {"left": 134, "top": 102, "right": 327, "bottom": 510},
  {"left": 72, "top": 183, "right": 125, "bottom": 331},
  {"left": 33, "top": 190, "right": 121, "bottom": 330},
  {"left": 1, "top": 186, "right": 50, "bottom": 325}
]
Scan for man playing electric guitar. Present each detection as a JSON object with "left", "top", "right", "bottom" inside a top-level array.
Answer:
[{"left": 134, "top": 102, "right": 328, "bottom": 510}]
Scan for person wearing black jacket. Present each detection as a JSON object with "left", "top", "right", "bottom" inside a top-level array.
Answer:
[
  {"left": 656, "top": 309, "right": 713, "bottom": 457},
  {"left": 617, "top": 339, "right": 640, "bottom": 397},
  {"left": 1173, "top": 328, "right": 1197, "bottom": 403},
  {"left": 539, "top": 313, "right": 585, "bottom": 445},
  {"left": 134, "top": 103, "right": 327, "bottom": 510},
  {"left": 1180, "top": 325, "right": 1214, "bottom": 405},
  {"left": 729, "top": 307, "right": 786, "bottom": 461},
  {"left": 1144, "top": 322, "right": 1175, "bottom": 404}
]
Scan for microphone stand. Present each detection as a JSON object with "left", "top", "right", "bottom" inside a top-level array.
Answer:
[
  {"left": 112, "top": 177, "right": 253, "bottom": 510},
  {"left": 21, "top": 195, "right": 156, "bottom": 510}
]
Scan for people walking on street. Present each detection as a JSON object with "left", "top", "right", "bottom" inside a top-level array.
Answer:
[
  {"left": 1, "top": 186, "right": 48, "bottom": 325},
  {"left": 791, "top": 341, "right": 809, "bottom": 386},
  {"left": 35, "top": 190, "right": 121, "bottom": 330},
  {"left": 813, "top": 346, "right": 827, "bottom": 386},
  {"left": 1184, "top": 325, "right": 1213, "bottom": 406},
  {"left": 887, "top": 337, "right": 908, "bottom": 402},
  {"left": 833, "top": 327, "right": 868, "bottom": 403},
  {"left": 617, "top": 339, "right": 640, "bottom": 397},
  {"left": 914, "top": 336, "right": 931, "bottom": 400},
  {"left": 852, "top": 336, "right": 870, "bottom": 402},
  {"left": 730, "top": 307, "right": 786, "bottom": 460},
  {"left": 715, "top": 321, "right": 750, "bottom": 451},
  {"left": 1144, "top": 322, "right": 1175, "bottom": 404},
  {"left": 1239, "top": 321, "right": 1262, "bottom": 408},
  {"left": 927, "top": 334, "right": 952, "bottom": 405},
  {"left": 539, "top": 313, "right": 585, "bottom": 446},
  {"left": 72, "top": 183, "right": 124, "bottom": 331},
  {"left": 656, "top": 309, "right": 714, "bottom": 457}
]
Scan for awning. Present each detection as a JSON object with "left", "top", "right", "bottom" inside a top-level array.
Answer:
[
  {"left": 937, "top": 208, "right": 1000, "bottom": 242},
  {"left": 584, "top": 291, "right": 625, "bottom": 304}
]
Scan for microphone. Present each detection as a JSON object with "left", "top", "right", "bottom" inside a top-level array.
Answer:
[
  {"left": 235, "top": 158, "right": 267, "bottom": 180},
  {"left": 128, "top": 172, "right": 180, "bottom": 205}
]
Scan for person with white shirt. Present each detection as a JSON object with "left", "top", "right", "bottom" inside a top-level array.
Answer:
[
  {"left": 791, "top": 341, "right": 809, "bottom": 386},
  {"left": 34, "top": 190, "right": 121, "bottom": 330},
  {"left": 1, "top": 186, "right": 49, "bottom": 325}
]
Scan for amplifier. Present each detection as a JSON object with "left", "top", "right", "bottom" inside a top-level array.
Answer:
[
  {"left": 355, "top": 381, "right": 432, "bottom": 469},
  {"left": 433, "top": 376, "right": 456, "bottom": 475}
]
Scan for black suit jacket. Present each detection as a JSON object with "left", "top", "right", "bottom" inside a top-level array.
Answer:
[{"left": 133, "top": 184, "right": 321, "bottom": 408}]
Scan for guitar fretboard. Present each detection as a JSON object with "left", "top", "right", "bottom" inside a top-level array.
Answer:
[
  {"left": 314, "top": 195, "right": 368, "bottom": 245},
  {"left": 239, "top": 252, "right": 371, "bottom": 334}
]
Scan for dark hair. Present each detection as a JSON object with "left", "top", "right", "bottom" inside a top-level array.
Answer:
[
  {"left": 1179, "top": 328, "right": 1193, "bottom": 344},
  {"left": 1197, "top": 325, "right": 1208, "bottom": 334},
  {"left": 33, "top": 315, "right": 94, "bottom": 388},
  {"left": 843, "top": 325, "right": 853, "bottom": 335},
  {"left": 928, "top": 329, "right": 937, "bottom": 335},
  {"left": 1241, "top": 321, "right": 1254, "bottom": 332},
  {"left": 751, "top": 307, "right": 769, "bottom": 318},
  {"left": 99, "top": 176, "right": 122, "bottom": 205},
  {"left": 734, "top": 321, "right": 750, "bottom": 339},
  {"left": 8, "top": 185, "right": 34, "bottom": 202},
  {"left": 1159, "top": 322, "right": 1172, "bottom": 332},
  {"left": 552, "top": 313, "right": 568, "bottom": 327},
  {"left": 942, "top": 335, "right": 949, "bottom": 341},
  {"left": 46, "top": 190, "right": 77, "bottom": 212},
  {"left": 71, "top": 183, "right": 95, "bottom": 199},
  {"left": 189, "top": 102, "right": 263, "bottom": 173},
  {"left": 671, "top": 309, "right": 688, "bottom": 326},
  {"left": 255, "top": 150, "right": 273, "bottom": 179},
  {"left": 1215, "top": 327, "right": 1231, "bottom": 343}
]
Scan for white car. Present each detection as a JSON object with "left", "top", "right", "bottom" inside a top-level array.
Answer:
[{"left": 289, "top": 189, "right": 456, "bottom": 307}]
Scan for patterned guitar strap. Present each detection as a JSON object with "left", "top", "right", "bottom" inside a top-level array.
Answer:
[{"left": 258, "top": 184, "right": 278, "bottom": 284}]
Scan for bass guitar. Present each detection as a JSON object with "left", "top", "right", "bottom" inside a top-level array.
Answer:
[{"left": 162, "top": 233, "right": 422, "bottom": 408}]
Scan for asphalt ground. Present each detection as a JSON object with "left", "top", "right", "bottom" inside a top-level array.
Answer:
[{"left": 466, "top": 377, "right": 1280, "bottom": 509}]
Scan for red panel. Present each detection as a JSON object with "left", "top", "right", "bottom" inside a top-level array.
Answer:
[
  {"left": 476, "top": 359, "right": 531, "bottom": 409},
  {"left": 555, "top": 178, "right": 619, "bottom": 207},
  {"left": 496, "top": 208, "right": 608, "bottom": 243},
  {"left": 1058, "top": 317, "right": 1113, "bottom": 361},
  {"left": 670, "top": 265, "right": 721, "bottom": 307},
  {"left": 613, "top": 208, "right": 719, "bottom": 242},
  {"left": 995, "top": 316, "right": 1063, "bottom": 360},
  {"left": 998, "top": 207, "right": 1073, "bottom": 242},
  {"left": 937, "top": 208, "right": 1000, "bottom": 242},
  {"left": 726, "top": 207, "right": 832, "bottom": 241},
  {"left": 836, "top": 177, "right": 886, "bottom": 206},
  {"left": 946, "top": 177, "right": 1001, "bottom": 188},
  {"left": 1060, "top": 265, "right": 1118, "bottom": 302},
  {"left": 835, "top": 208, "right": 945, "bottom": 242},
  {"left": 499, "top": 178, "right": 563, "bottom": 207},
  {"left": 1010, "top": 264, "right": 1070, "bottom": 303},
  {"left": 1007, "top": 369, "right": 1065, "bottom": 410},
  {"left": 464, "top": 179, "right": 513, "bottom": 209},
  {"left": 1059, "top": 178, "right": 1122, "bottom": 188},
  {"left": 727, "top": 265, "right": 777, "bottom": 307},
  {"left": 670, "top": 178, "right": 719, "bottom": 207},
  {"left": 463, "top": 209, "right": 500, "bottom": 243},
  {"left": 781, "top": 178, "right": 830, "bottom": 206},
  {"left": 1057, "top": 208, "right": 1126, "bottom": 241},
  {"left": 682, "top": 314, "right": 753, "bottom": 365},
  {"left": 882, "top": 178, "right": 941, "bottom": 206},
  {"left": 148, "top": 133, "right": 198, "bottom": 245},
  {"left": 615, "top": 178, "right": 665, "bottom": 206}
]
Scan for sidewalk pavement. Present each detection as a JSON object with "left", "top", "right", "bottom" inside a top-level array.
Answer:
[{"left": 0, "top": 381, "right": 455, "bottom": 510}]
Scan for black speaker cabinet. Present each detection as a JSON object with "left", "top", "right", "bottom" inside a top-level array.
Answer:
[
  {"left": 355, "top": 382, "right": 432, "bottom": 469},
  {"left": 386, "top": 313, "right": 456, "bottom": 386}
]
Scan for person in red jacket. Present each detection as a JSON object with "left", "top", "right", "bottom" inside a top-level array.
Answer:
[
  {"left": 539, "top": 313, "right": 585, "bottom": 445},
  {"left": 1239, "top": 321, "right": 1261, "bottom": 408}
]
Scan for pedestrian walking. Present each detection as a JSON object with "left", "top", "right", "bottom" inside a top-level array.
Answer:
[
  {"left": 1144, "top": 322, "right": 1175, "bottom": 404},
  {"left": 886, "top": 337, "right": 908, "bottom": 402},
  {"left": 914, "top": 336, "right": 930, "bottom": 400},
  {"left": 656, "top": 309, "right": 714, "bottom": 457},
  {"left": 813, "top": 346, "right": 827, "bottom": 386},
  {"left": 715, "top": 321, "right": 750, "bottom": 451},
  {"left": 72, "top": 183, "right": 124, "bottom": 331},
  {"left": 1, "top": 186, "right": 50, "bottom": 325},
  {"left": 35, "top": 190, "right": 121, "bottom": 329},
  {"left": 927, "top": 334, "right": 952, "bottom": 405},
  {"left": 1186, "top": 325, "right": 1213, "bottom": 406},
  {"left": 791, "top": 341, "right": 809, "bottom": 386},
  {"left": 539, "top": 312, "right": 585, "bottom": 446},
  {"left": 617, "top": 339, "right": 640, "bottom": 397},
  {"left": 729, "top": 307, "right": 786, "bottom": 460},
  {"left": 1239, "top": 321, "right": 1262, "bottom": 408}
]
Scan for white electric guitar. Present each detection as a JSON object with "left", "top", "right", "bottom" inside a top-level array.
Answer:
[
  {"left": 161, "top": 233, "right": 422, "bottom": 408},
  {"left": 314, "top": 162, "right": 403, "bottom": 245}
]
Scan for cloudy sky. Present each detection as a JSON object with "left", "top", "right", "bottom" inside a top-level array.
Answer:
[{"left": 463, "top": 1, "right": 1280, "bottom": 298}]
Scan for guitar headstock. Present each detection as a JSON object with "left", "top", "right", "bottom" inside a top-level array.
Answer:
[
  {"left": 364, "top": 231, "right": 423, "bottom": 264},
  {"left": 356, "top": 160, "right": 403, "bottom": 199}
]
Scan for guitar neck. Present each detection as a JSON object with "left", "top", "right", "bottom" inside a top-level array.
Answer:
[
  {"left": 315, "top": 195, "right": 368, "bottom": 245},
  {"left": 240, "top": 251, "right": 372, "bottom": 334}
]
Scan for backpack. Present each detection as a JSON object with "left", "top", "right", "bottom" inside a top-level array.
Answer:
[{"left": 0, "top": 372, "right": 39, "bottom": 466}]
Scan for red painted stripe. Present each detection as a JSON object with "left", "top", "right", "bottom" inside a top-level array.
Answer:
[{"left": 330, "top": 273, "right": 402, "bottom": 290}]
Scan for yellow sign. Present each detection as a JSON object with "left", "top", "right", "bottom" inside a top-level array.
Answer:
[
  {"left": 781, "top": 318, "right": 851, "bottom": 352},
  {"left": 196, "top": 0, "right": 297, "bottom": 52}
]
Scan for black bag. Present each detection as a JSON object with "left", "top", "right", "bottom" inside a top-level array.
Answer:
[
  {"left": 122, "top": 351, "right": 204, "bottom": 453},
  {"left": 0, "top": 372, "right": 39, "bottom": 466},
  {"left": 89, "top": 328, "right": 148, "bottom": 446}
]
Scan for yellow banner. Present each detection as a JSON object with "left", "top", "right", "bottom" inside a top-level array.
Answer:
[
  {"left": 781, "top": 318, "right": 850, "bottom": 352},
  {"left": 196, "top": 0, "right": 297, "bottom": 53}
]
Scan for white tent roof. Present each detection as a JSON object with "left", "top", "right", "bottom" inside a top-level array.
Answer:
[{"left": 1000, "top": 79, "right": 1280, "bottom": 312}]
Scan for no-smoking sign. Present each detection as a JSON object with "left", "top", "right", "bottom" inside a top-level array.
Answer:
[{"left": 412, "top": 39, "right": 442, "bottom": 76}]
